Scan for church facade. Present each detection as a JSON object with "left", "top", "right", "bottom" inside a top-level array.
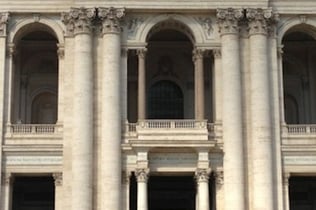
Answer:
[{"left": 0, "top": 1, "right": 316, "bottom": 210}]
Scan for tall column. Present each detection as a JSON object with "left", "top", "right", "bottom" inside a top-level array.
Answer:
[
  {"left": 1, "top": 173, "right": 13, "bottom": 210},
  {"left": 193, "top": 49, "right": 205, "bottom": 120},
  {"left": 216, "top": 8, "right": 245, "bottom": 210},
  {"left": 215, "top": 170, "right": 224, "bottom": 210},
  {"left": 195, "top": 169, "right": 210, "bottom": 210},
  {"left": 282, "top": 173, "right": 290, "bottom": 210},
  {"left": 53, "top": 173, "right": 63, "bottom": 210},
  {"left": 137, "top": 48, "right": 147, "bottom": 120},
  {"left": 246, "top": 8, "right": 278, "bottom": 210},
  {"left": 99, "top": 7, "right": 125, "bottom": 210},
  {"left": 61, "top": 8, "right": 96, "bottom": 210},
  {"left": 136, "top": 168, "right": 149, "bottom": 210}
]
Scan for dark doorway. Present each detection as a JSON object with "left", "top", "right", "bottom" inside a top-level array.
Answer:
[
  {"left": 12, "top": 176, "right": 55, "bottom": 210},
  {"left": 289, "top": 176, "right": 316, "bottom": 210},
  {"left": 148, "top": 176, "right": 195, "bottom": 210}
]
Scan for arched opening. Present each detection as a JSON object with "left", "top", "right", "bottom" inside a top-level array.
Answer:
[
  {"left": 12, "top": 24, "right": 58, "bottom": 124},
  {"left": 127, "top": 20, "right": 213, "bottom": 122},
  {"left": 283, "top": 29, "right": 316, "bottom": 124},
  {"left": 148, "top": 80, "right": 183, "bottom": 119}
]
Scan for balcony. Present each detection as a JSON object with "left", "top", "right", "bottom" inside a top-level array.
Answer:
[
  {"left": 4, "top": 124, "right": 63, "bottom": 145},
  {"left": 282, "top": 124, "right": 316, "bottom": 148},
  {"left": 124, "top": 120, "right": 219, "bottom": 148}
]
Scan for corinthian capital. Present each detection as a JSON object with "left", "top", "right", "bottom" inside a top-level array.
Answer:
[
  {"left": 195, "top": 168, "right": 211, "bottom": 183},
  {"left": 135, "top": 168, "right": 149, "bottom": 183},
  {"left": 98, "top": 7, "right": 125, "bottom": 34},
  {"left": 246, "top": 8, "right": 278, "bottom": 36},
  {"left": 0, "top": 12, "right": 9, "bottom": 36},
  {"left": 217, "top": 8, "right": 244, "bottom": 35},
  {"left": 61, "top": 7, "right": 96, "bottom": 35}
]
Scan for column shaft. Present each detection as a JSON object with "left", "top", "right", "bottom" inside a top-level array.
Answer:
[
  {"left": 247, "top": 8, "right": 276, "bottom": 210},
  {"left": 1, "top": 173, "right": 13, "bottom": 210},
  {"left": 53, "top": 173, "right": 63, "bottom": 210},
  {"left": 137, "top": 49, "right": 146, "bottom": 120},
  {"left": 57, "top": 44, "right": 65, "bottom": 124},
  {"left": 195, "top": 169, "right": 210, "bottom": 210},
  {"left": 282, "top": 174, "right": 290, "bottom": 210},
  {"left": 121, "top": 48, "right": 128, "bottom": 123},
  {"left": 101, "top": 33, "right": 122, "bottom": 210},
  {"left": 5, "top": 43, "right": 14, "bottom": 124},
  {"left": 136, "top": 169, "right": 149, "bottom": 210},
  {"left": 194, "top": 49, "right": 205, "bottom": 120},
  {"left": 212, "top": 49, "right": 222, "bottom": 124},
  {"left": 221, "top": 32, "right": 245, "bottom": 210},
  {"left": 72, "top": 32, "right": 93, "bottom": 210}
]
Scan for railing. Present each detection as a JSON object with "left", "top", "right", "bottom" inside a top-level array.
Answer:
[
  {"left": 8, "top": 124, "right": 61, "bottom": 134},
  {"left": 138, "top": 120, "right": 207, "bottom": 129},
  {"left": 285, "top": 124, "right": 316, "bottom": 134}
]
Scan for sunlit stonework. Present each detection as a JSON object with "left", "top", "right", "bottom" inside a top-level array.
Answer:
[{"left": 0, "top": 1, "right": 316, "bottom": 210}]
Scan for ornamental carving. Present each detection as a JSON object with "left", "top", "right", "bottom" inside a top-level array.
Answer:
[
  {"left": 196, "top": 17, "right": 213, "bottom": 37},
  {"left": 195, "top": 168, "right": 211, "bottom": 183},
  {"left": 127, "top": 16, "right": 144, "bottom": 38},
  {"left": 98, "top": 7, "right": 125, "bottom": 34},
  {"left": 217, "top": 8, "right": 244, "bottom": 35},
  {"left": 61, "top": 7, "right": 96, "bottom": 35},
  {"left": 246, "top": 8, "right": 278, "bottom": 36},
  {"left": 213, "top": 48, "right": 221, "bottom": 58},
  {"left": 0, "top": 12, "right": 9, "bottom": 36},
  {"left": 135, "top": 168, "right": 149, "bottom": 183},
  {"left": 215, "top": 170, "right": 224, "bottom": 186},
  {"left": 136, "top": 48, "right": 147, "bottom": 59},
  {"left": 53, "top": 173, "right": 63, "bottom": 186},
  {"left": 1, "top": 173, "right": 12, "bottom": 185},
  {"left": 193, "top": 48, "right": 206, "bottom": 61}
]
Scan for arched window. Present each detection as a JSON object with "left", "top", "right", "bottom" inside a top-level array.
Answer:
[
  {"left": 31, "top": 92, "right": 57, "bottom": 124},
  {"left": 148, "top": 80, "right": 183, "bottom": 119}
]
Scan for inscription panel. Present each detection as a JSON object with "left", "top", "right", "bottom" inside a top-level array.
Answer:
[{"left": 3, "top": 156, "right": 62, "bottom": 165}]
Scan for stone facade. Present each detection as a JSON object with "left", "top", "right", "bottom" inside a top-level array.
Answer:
[{"left": 0, "top": 1, "right": 316, "bottom": 210}]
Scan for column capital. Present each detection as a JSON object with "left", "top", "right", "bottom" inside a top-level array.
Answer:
[
  {"left": 195, "top": 168, "right": 211, "bottom": 183},
  {"left": 1, "top": 173, "right": 13, "bottom": 185},
  {"left": 135, "top": 168, "right": 149, "bottom": 183},
  {"left": 6, "top": 42, "right": 16, "bottom": 58},
  {"left": 283, "top": 173, "right": 290, "bottom": 186},
  {"left": 61, "top": 7, "right": 96, "bottom": 36},
  {"left": 136, "top": 48, "right": 147, "bottom": 59},
  {"left": 277, "top": 45, "right": 284, "bottom": 58},
  {"left": 246, "top": 8, "right": 279, "bottom": 36},
  {"left": 217, "top": 8, "right": 244, "bottom": 35},
  {"left": 0, "top": 12, "right": 9, "bottom": 37},
  {"left": 213, "top": 48, "right": 221, "bottom": 58},
  {"left": 193, "top": 48, "right": 206, "bottom": 61},
  {"left": 57, "top": 43, "right": 65, "bottom": 59},
  {"left": 215, "top": 170, "right": 224, "bottom": 186},
  {"left": 99, "top": 7, "right": 125, "bottom": 34},
  {"left": 53, "top": 172, "right": 63, "bottom": 186}
]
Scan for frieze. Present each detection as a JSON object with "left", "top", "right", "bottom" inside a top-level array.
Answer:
[
  {"left": 4, "top": 155, "right": 62, "bottom": 165},
  {"left": 283, "top": 156, "right": 316, "bottom": 165}
]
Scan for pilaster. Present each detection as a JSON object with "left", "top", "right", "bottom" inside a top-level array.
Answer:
[
  {"left": 1, "top": 173, "right": 13, "bottom": 210},
  {"left": 53, "top": 173, "right": 63, "bottom": 210},
  {"left": 282, "top": 173, "right": 290, "bottom": 210},
  {"left": 215, "top": 170, "right": 224, "bottom": 210}
]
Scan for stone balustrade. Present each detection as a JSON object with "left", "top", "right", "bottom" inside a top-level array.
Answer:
[
  {"left": 284, "top": 124, "right": 316, "bottom": 134},
  {"left": 7, "top": 124, "right": 62, "bottom": 134}
]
